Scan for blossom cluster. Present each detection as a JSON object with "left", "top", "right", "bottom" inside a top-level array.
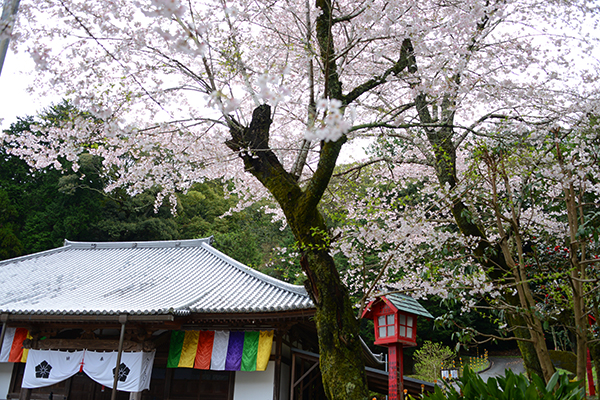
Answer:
[
  {"left": 141, "top": 0, "right": 185, "bottom": 18},
  {"left": 305, "top": 99, "right": 354, "bottom": 143},
  {"left": 255, "top": 73, "right": 291, "bottom": 107}
]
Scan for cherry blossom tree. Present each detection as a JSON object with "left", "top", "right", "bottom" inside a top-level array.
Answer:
[
  {"left": 332, "top": 0, "right": 599, "bottom": 382},
  {"left": 329, "top": 121, "right": 600, "bottom": 384},
  {"left": 3, "top": 0, "right": 600, "bottom": 394}
]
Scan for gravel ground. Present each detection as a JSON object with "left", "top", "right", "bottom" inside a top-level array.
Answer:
[{"left": 478, "top": 356, "right": 526, "bottom": 382}]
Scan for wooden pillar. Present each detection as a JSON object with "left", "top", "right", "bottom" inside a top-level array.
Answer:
[
  {"left": 164, "top": 367, "right": 174, "bottom": 399},
  {"left": 0, "top": 313, "right": 9, "bottom": 356},
  {"left": 289, "top": 352, "right": 296, "bottom": 400},
  {"left": 273, "top": 331, "right": 282, "bottom": 400},
  {"left": 18, "top": 388, "right": 31, "bottom": 400},
  {"left": 111, "top": 314, "right": 127, "bottom": 400},
  {"left": 388, "top": 343, "right": 404, "bottom": 400}
]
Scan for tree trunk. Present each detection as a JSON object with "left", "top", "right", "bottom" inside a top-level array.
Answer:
[
  {"left": 496, "top": 232, "right": 556, "bottom": 382},
  {"left": 225, "top": 105, "right": 369, "bottom": 400},
  {"left": 303, "top": 250, "right": 369, "bottom": 400},
  {"left": 416, "top": 104, "right": 552, "bottom": 380},
  {"left": 558, "top": 138, "right": 589, "bottom": 386}
]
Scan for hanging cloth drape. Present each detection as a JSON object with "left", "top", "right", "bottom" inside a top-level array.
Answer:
[
  {"left": 83, "top": 350, "right": 155, "bottom": 392},
  {"left": 22, "top": 349, "right": 155, "bottom": 391},
  {"left": 22, "top": 350, "right": 85, "bottom": 389},
  {"left": 167, "top": 330, "right": 273, "bottom": 371}
]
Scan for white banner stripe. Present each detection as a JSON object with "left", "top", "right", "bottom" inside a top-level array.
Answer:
[
  {"left": 210, "top": 331, "right": 229, "bottom": 370},
  {"left": 0, "top": 328, "right": 16, "bottom": 362}
]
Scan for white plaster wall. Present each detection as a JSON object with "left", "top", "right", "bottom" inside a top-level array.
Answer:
[
  {"left": 279, "top": 362, "right": 290, "bottom": 400},
  {"left": 0, "top": 363, "right": 13, "bottom": 400},
  {"left": 233, "top": 361, "right": 275, "bottom": 400}
]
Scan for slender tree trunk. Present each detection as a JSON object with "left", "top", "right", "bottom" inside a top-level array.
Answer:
[
  {"left": 484, "top": 154, "right": 556, "bottom": 380},
  {"left": 421, "top": 123, "right": 549, "bottom": 379},
  {"left": 557, "top": 135, "right": 589, "bottom": 386},
  {"left": 498, "top": 238, "right": 556, "bottom": 382}
]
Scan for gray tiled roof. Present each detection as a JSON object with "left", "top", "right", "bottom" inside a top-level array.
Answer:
[
  {"left": 385, "top": 293, "right": 434, "bottom": 319},
  {"left": 0, "top": 238, "right": 314, "bottom": 316}
]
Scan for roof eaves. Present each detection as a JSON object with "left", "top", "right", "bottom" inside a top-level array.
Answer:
[
  {"left": 199, "top": 242, "right": 310, "bottom": 297},
  {"left": 64, "top": 238, "right": 213, "bottom": 250},
  {"left": 0, "top": 244, "right": 71, "bottom": 266}
]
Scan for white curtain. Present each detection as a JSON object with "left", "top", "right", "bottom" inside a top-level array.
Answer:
[
  {"left": 83, "top": 350, "right": 155, "bottom": 392},
  {"left": 22, "top": 349, "right": 155, "bottom": 392},
  {"left": 22, "top": 350, "right": 85, "bottom": 389}
]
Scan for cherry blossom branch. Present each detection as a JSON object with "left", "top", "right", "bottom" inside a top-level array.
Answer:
[
  {"left": 342, "top": 38, "right": 417, "bottom": 106},
  {"left": 56, "top": 0, "right": 166, "bottom": 114}
]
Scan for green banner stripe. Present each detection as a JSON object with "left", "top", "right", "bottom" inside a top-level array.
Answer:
[
  {"left": 240, "top": 331, "right": 260, "bottom": 371},
  {"left": 167, "top": 330, "right": 186, "bottom": 368}
]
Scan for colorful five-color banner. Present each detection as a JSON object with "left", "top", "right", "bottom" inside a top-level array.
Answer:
[
  {"left": 0, "top": 328, "right": 31, "bottom": 363},
  {"left": 167, "top": 330, "right": 273, "bottom": 372}
]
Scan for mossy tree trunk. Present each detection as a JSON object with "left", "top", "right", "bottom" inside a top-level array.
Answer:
[
  {"left": 225, "top": 104, "right": 369, "bottom": 400},
  {"left": 396, "top": 35, "right": 555, "bottom": 377},
  {"left": 410, "top": 86, "right": 550, "bottom": 380},
  {"left": 557, "top": 140, "right": 589, "bottom": 386}
]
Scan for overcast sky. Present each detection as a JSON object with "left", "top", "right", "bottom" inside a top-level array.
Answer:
[{"left": 0, "top": 50, "right": 59, "bottom": 132}]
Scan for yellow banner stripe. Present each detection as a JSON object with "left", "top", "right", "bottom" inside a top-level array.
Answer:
[
  {"left": 256, "top": 331, "right": 273, "bottom": 371},
  {"left": 20, "top": 332, "right": 32, "bottom": 363},
  {"left": 178, "top": 331, "right": 200, "bottom": 368}
]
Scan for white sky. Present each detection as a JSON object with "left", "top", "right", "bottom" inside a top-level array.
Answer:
[{"left": 0, "top": 50, "right": 58, "bottom": 132}]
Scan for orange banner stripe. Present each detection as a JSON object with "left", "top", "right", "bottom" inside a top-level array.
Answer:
[
  {"left": 194, "top": 331, "right": 215, "bottom": 370},
  {"left": 9, "top": 328, "right": 28, "bottom": 363}
]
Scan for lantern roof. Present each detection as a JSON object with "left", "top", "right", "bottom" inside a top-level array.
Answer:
[
  {"left": 385, "top": 293, "right": 433, "bottom": 319},
  {"left": 362, "top": 293, "right": 433, "bottom": 320}
]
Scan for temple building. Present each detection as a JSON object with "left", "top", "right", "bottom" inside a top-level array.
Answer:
[{"left": 0, "top": 238, "right": 431, "bottom": 399}]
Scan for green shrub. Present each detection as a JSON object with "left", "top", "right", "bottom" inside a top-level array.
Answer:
[
  {"left": 418, "top": 366, "right": 584, "bottom": 400},
  {"left": 413, "top": 341, "right": 456, "bottom": 382}
]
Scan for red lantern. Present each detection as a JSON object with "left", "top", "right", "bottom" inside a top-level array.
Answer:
[{"left": 362, "top": 293, "right": 433, "bottom": 400}]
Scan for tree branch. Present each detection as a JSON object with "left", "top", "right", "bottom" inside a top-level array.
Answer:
[{"left": 343, "top": 38, "right": 417, "bottom": 106}]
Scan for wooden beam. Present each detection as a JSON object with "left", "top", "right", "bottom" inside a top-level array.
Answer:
[
  {"left": 293, "top": 361, "right": 319, "bottom": 389},
  {"left": 6, "top": 314, "right": 174, "bottom": 323},
  {"left": 36, "top": 339, "right": 149, "bottom": 351},
  {"left": 273, "top": 331, "right": 282, "bottom": 400}
]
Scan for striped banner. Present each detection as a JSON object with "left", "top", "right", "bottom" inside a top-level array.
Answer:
[
  {"left": 167, "top": 330, "right": 273, "bottom": 371},
  {"left": 0, "top": 327, "right": 31, "bottom": 363}
]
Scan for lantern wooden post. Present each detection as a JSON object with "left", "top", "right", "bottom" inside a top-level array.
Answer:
[{"left": 388, "top": 342, "right": 404, "bottom": 400}]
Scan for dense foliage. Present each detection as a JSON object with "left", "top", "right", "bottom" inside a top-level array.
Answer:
[
  {"left": 0, "top": 107, "right": 295, "bottom": 270},
  {"left": 420, "top": 368, "right": 585, "bottom": 400}
]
